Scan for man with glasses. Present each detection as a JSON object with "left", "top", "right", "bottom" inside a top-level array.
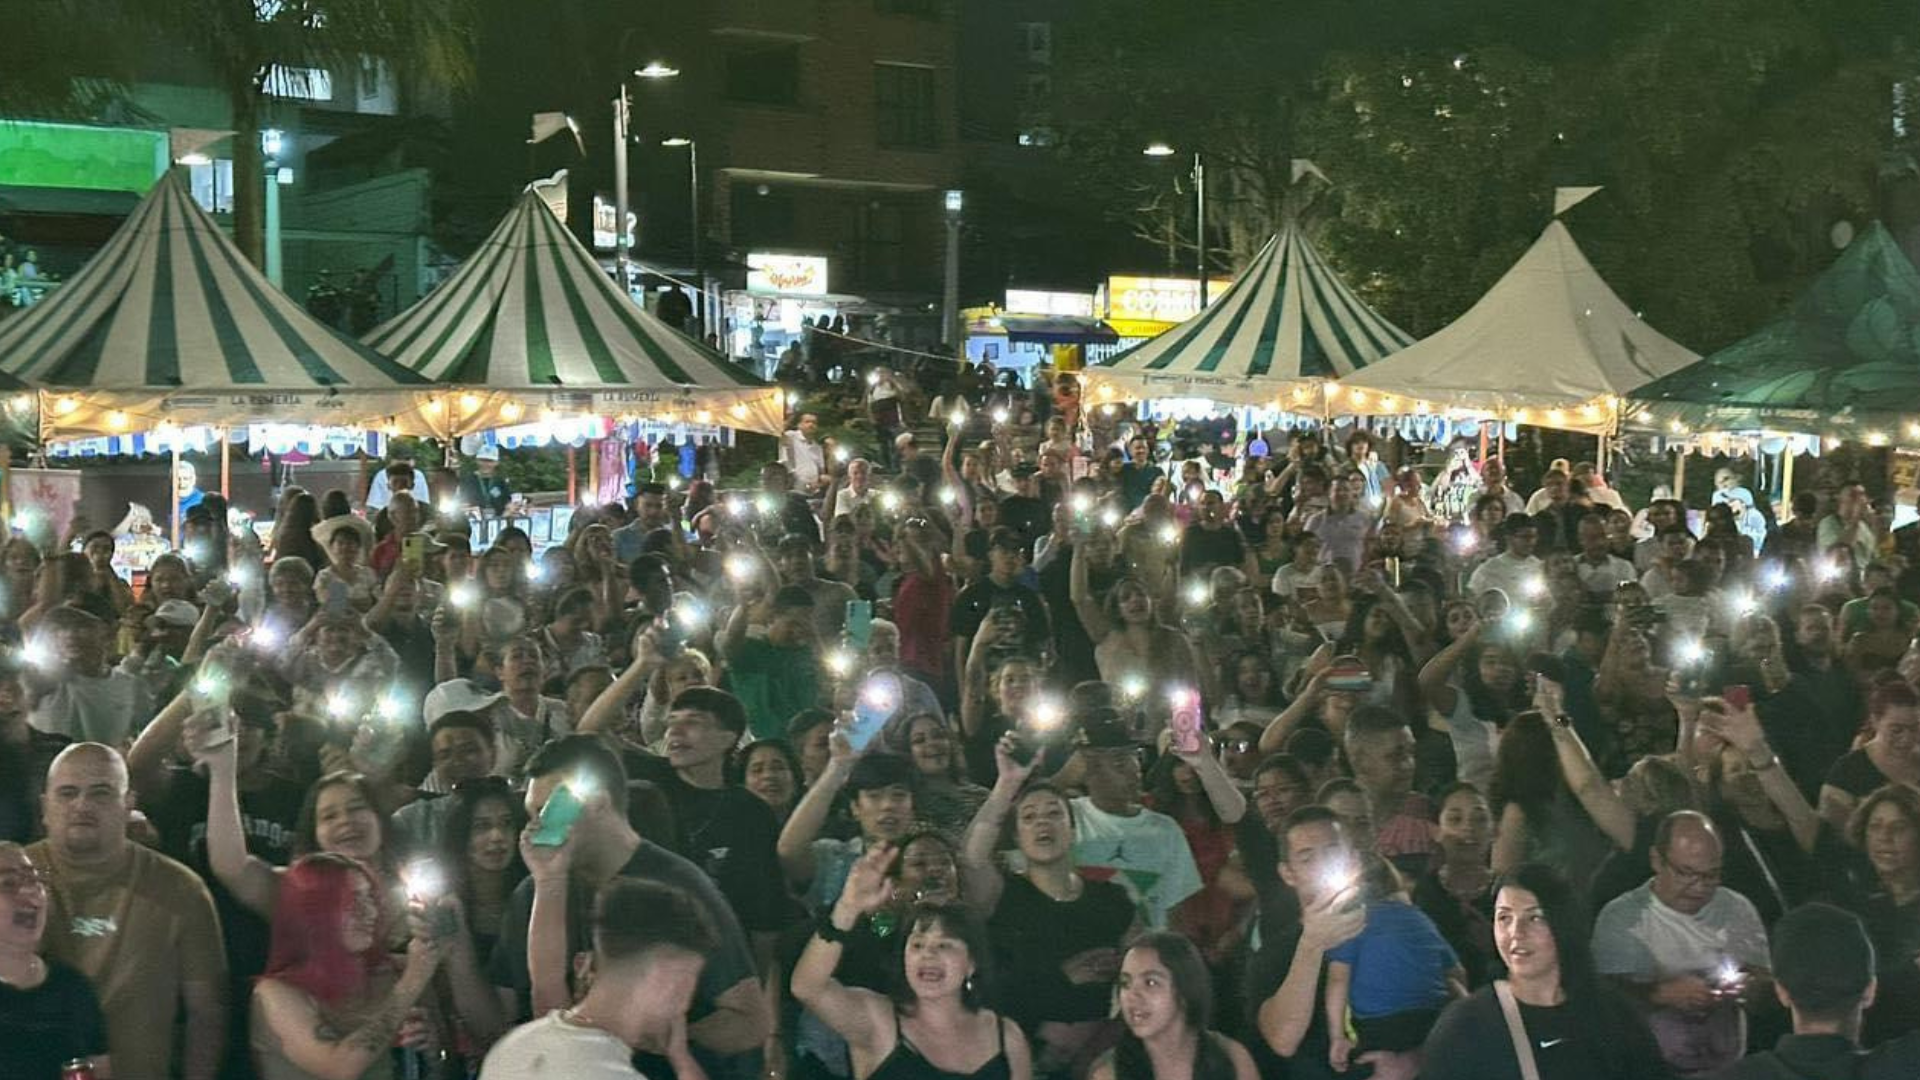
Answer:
[
  {"left": 1593, "top": 810, "right": 1773, "bottom": 1077},
  {"left": 1066, "top": 710, "right": 1202, "bottom": 930}
]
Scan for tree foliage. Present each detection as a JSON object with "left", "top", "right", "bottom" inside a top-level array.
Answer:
[{"left": 1055, "top": 0, "right": 1913, "bottom": 348}]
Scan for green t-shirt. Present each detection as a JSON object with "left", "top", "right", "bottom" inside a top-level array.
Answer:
[{"left": 723, "top": 636, "right": 822, "bottom": 739}]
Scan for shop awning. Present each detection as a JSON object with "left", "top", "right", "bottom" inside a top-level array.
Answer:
[
  {"left": 0, "top": 171, "right": 432, "bottom": 439},
  {"left": 365, "top": 190, "right": 783, "bottom": 437},
  {"left": 1081, "top": 225, "right": 1413, "bottom": 411},
  {"left": 0, "top": 185, "right": 142, "bottom": 218},
  {"left": 969, "top": 313, "right": 1119, "bottom": 345}
]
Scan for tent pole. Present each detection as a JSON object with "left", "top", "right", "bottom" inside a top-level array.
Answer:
[
  {"left": 170, "top": 442, "right": 182, "bottom": 549},
  {"left": 1672, "top": 447, "right": 1686, "bottom": 501},
  {"left": 1781, "top": 446, "right": 1796, "bottom": 513},
  {"left": 1496, "top": 424, "right": 1506, "bottom": 465},
  {"left": 567, "top": 446, "right": 578, "bottom": 504},
  {"left": 1478, "top": 426, "right": 1489, "bottom": 466},
  {"left": 587, "top": 438, "right": 602, "bottom": 504},
  {"left": 220, "top": 429, "right": 231, "bottom": 498}
]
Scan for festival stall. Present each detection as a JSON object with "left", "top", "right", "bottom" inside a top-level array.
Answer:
[
  {"left": 0, "top": 170, "right": 435, "bottom": 551},
  {"left": 363, "top": 190, "right": 785, "bottom": 441},
  {"left": 1326, "top": 206, "right": 1698, "bottom": 436},
  {"left": 0, "top": 171, "right": 433, "bottom": 440},
  {"left": 1078, "top": 224, "right": 1415, "bottom": 423},
  {"left": 1624, "top": 222, "right": 1920, "bottom": 503}
]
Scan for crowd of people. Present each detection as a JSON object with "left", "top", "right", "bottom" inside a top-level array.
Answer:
[{"left": 0, "top": 401, "right": 1918, "bottom": 1080}]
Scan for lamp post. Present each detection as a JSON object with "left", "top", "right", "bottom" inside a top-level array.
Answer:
[
  {"left": 943, "top": 189, "right": 963, "bottom": 353},
  {"left": 262, "top": 128, "right": 286, "bottom": 287},
  {"left": 661, "top": 136, "right": 700, "bottom": 300},
  {"left": 1142, "top": 142, "right": 1208, "bottom": 306},
  {"left": 615, "top": 61, "right": 679, "bottom": 292}
]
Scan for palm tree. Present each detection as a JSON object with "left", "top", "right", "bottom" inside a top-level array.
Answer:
[{"left": 0, "top": 0, "right": 477, "bottom": 268}]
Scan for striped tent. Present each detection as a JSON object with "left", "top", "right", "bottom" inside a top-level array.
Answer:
[
  {"left": 0, "top": 171, "right": 431, "bottom": 441},
  {"left": 1328, "top": 220, "right": 1698, "bottom": 434},
  {"left": 364, "top": 191, "right": 783, "bottom": 438},
  {"left": 1079, "top": 226, "right": 1414, "bottom": 413}
]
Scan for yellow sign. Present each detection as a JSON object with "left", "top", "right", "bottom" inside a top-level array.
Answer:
[{"left": 1104, "top": 275, "right": 1234, "bottom": 323}]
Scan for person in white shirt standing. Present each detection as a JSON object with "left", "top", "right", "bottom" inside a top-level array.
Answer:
[
  {"left": 480, "top": 877, "right": 716, "bottom": 1079},
  {"left": 1592, "top": 811, "right": 1772, "bottom": 1078},
  {"left": 780, "top": 413, "right": 830, "bottom": 495},
  {"left": 1466, "top": 514, "right": 1546, "bottom": 611}
]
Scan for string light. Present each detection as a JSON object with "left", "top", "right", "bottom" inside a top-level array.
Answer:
[{"left": 499, "top": 402, "right": 523, "bottom": 422}]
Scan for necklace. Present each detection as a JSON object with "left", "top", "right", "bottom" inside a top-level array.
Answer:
[{"left": 0, "top": 954, "right": 44, "bottom": 987}]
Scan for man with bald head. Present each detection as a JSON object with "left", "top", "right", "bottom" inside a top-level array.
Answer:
[
  {"left": 1593, "top": 810, "right": 1773, "bottom": 1077},
  {"left": 28, "top": 743, "right": 227, "bottom": 1080}
]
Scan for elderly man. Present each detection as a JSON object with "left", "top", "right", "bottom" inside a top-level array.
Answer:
[
  {"left": 1593, "top": 810, "right": 1773, "bottom": 1078},
  {"left": 29, "top": 743, "right": 227, "bottom": 1080}
]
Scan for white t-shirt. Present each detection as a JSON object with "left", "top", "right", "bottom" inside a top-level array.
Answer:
[
  {"left": 1573, "top": 553, "right": 1637, "bottom": 598},
  {"left": 1466, "top": 552, "right": 1544, "bottom": 607},
  {"left": 29, "top": 669, "right": 154, "bottom": 746},
  {"left": 1068, "top": 796, "right": 1202, "bottom": 930},
  {"left": 480, "top": 1012, "right": 644, "bottom": 1079}
]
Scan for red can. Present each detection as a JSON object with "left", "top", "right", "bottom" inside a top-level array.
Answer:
[{"left": 62, "top": 1059, "right": 96, "bottom": 1080}]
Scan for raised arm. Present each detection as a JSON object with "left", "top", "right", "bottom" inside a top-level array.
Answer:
[
  {"left": 1070, "top": 544, "right": 1112, "bottom": 642},
  {"left": 126, "top": 688, "right": 193, "bottom": 806},
  {"left": 253, "top": 939, "right": 442, "bottom": 1080},
  {"left": 191, "top": 714, "right": 282, "bottom": 919},
  {"left": 777, "top": 732, "right": 856, "bottom": 885},
  {"left": 1257, "top": 888, "right": 1365, "bottom": 1059},
  {"left": 1417, "top": 624, "right": 1477, "bottom": 716},
  {"left": 790, "top": 844, "right": 896, "bottom": 1055},
  {"left": 1537, "top": 679, "right": 1635, "bottom": 850},
  {"left": 1259, "top": 658, "right": 1331, "bottom": 754},
  {"left": 578, "top": 626, "right": 662, "bottom": 737},
  {"left": 518, "top": 823, "right": 575, "bottom": 1015},
  {"left": 959, "top": 735, "right": 1034, "bottom": 915},
  {"left": 1702, "top": 702, "right": 1820, "bottom": 853},
  {"left": 1175, "top": 744, "right": 1246, "bottom": 824}
]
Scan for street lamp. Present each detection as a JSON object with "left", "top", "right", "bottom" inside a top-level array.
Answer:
[
  {"left": 662, "top": 136, "right": 702, "bottom": 331},
  {"left": 1142, "top": 143, "right": 1208, "bottom": 305},
  {"left": 614, "top": 61, "right": 680, "bottom": 291},
  {"left": 942, "top": 190, "right": 963, "bottom": 351},
  {"left": 262, "top": 128, "right": 286, "bottom": 286}
]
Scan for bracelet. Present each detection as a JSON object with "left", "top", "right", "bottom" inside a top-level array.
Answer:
[
  {"left": 814, "top": 912, "right": 856, "bottom": 944},
  {"left": 1747, "top": 753, "right": 1780, "bottom": 772}
]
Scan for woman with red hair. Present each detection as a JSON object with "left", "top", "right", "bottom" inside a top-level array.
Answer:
[{"left": 250, "top": 853, "right": 442, "bottom": 1080}]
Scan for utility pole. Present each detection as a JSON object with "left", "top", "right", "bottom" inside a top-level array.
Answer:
[
  {"left": 613, "top": 85, "right": 630, "bottom": 292},
  {"left": 1194, "top": 151, "right": 1207, "bottom": 306}
]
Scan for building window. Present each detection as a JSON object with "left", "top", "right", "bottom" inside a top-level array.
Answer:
[
  {"left": 855, "top": 200, "right": 906, "bottom": 287},
  {"left": 187, "top": 159, "right": 234, "bottom": 214},
  {"left": 1018, "top": 22, "right": 1052, "bottom": 64},
  {"left": 876, "top": 0, "right": 942, "bottom": 17},
  {"left": 264, "top": 64, "right": 333, "bottom": 101},
  {"left": 726, "top": 44, "right": 801, "bottom": 106},
  {"left": 875, "top": 63, "right": 938, "bottom": 150}
]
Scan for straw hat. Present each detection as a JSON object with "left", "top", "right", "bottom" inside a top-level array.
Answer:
[{"left": 311, "top": 515, "right": 375, "bottom": 551}]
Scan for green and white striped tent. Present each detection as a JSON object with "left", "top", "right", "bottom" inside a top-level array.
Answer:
[
  {"left": 365, "top": 191, "right": 784, "bottom": 438},
  {"left": 0, "top": 170, "right": 432, "bottom": 441},
  {"left": 1079, "top": 226, "right": 1414, "bottom": 413}
]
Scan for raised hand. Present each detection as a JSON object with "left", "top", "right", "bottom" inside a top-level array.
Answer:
[{"left": 835, "top": 841, "right": 897, "bottom": 918}]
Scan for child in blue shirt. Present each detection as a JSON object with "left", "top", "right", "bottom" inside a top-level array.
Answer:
[{"left": 1323, "top": 854, "right": 1466, "bottom": 1071}]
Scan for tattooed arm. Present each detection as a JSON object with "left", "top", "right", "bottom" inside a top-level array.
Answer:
[{"left": 252, "top": 940, "right": 442, "bottom": 1080}]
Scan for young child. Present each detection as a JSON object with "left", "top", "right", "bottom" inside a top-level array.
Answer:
[{"left": 1323, "top": 853, "right": 1466, "bottom": 1071}]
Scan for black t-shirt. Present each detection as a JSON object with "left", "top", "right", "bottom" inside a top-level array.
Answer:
[
  {"left": 988, "top": 873, "right": 1136, "bottom": 1026},
  {"left": 1000, "top": 495, "right": 1049, "bottom": 544},
  {"left": 1242, "top": 921, "right": 1338, "bottom": 1080},
  {"left": 1716, "top": 1031, "right": 1920, "bottom": 1080},
  {"left": 949, "top": 578, "right": 1052, "bottom": 655},
  {"left": 145, "top": 767, "right": 307, "bottom": 987},
  {"left": 1754, "top": 669, "right": 1857, "bottom": 799},
  {"left": 1412, "top": 871, "right": 1498, "bottom": 989},
  {"left": 1179, "top": 524, "right": 1247, "bottom": 575},
  {"left": 1036, "top": 545, "right": 1112, "bottom": 687},
  {"left": 1825, "top": 747, "right": 1893, "bottom": 800},
  {"left": 1420, "top": 985, "right": 1669, "bottom": 1080},
  {"left": 625, "top": 759, "right": 793, "bottom": 934},
  {"left": 0, "top": 728, "right": 70, "bottom": 842},
  {"left": 0, "top": 960, "right": 108, "bottom": 1079}
]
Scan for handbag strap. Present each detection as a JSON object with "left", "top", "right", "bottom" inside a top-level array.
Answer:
[{"left": 1493, "top": 980, "right": 1543, "bottom": 1080}]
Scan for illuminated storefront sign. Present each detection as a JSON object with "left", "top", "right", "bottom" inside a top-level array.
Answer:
[
  {"left": 747, "top": 253, "right": 830, "bottom": 296},
  {"left": 1104, "top": 275, "right": 1234, "bottom": 323},
  {"left": 1004, "top": 289, "right": 1095, "bottom": 317}
]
